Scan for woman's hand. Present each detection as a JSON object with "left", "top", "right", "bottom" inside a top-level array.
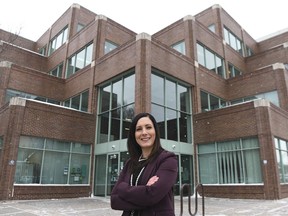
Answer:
[{"left": 146, "top": 175, "right": 159, "bottom": 186}]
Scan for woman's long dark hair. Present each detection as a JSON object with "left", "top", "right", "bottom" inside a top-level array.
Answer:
[{"left": 127, "top": 112, "right": 163, "bottom": 172}]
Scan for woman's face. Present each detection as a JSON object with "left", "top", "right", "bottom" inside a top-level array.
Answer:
[{"left": 135, "top": 117, "right": 156, "bottom": 154}]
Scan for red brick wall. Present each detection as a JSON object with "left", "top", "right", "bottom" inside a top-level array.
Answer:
[
  {"left": 22, "top": 100, "right": 95, "bottom": 143},
  {"left": 13, "top": 185, "right": 91, "bottom": 200}
]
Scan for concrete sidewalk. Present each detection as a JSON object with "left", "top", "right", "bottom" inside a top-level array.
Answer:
[{"left": 0, "top": 196, "right": 287, "bottom": 215}]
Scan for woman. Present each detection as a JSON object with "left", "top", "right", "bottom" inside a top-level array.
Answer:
[{"left": 111, "top": 112, "right": 178, "bottom": 216}]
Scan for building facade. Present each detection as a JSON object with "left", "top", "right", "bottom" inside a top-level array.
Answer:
[{"left": 0, "top": 3, "right": 288, "bottom": 200}]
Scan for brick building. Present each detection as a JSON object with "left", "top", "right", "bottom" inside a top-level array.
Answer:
[{"left": 0, "top": 3, "right": 288, "bottom": 200}]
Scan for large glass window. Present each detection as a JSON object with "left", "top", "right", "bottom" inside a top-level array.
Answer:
[
  {"left": 48, "top": 26, "right": 68, "bottom": 55},
  {"left": 14, "top": 136, "right": 91, "bottom": 185},
  {"left": 66, "top": 43, "right": 93, "bottom": 78},
  {"left": 198, "top": 137, "right": 262, "bottom": 184},
  {"left": 275, "top": 137, "right": 288, "bottom": 183},
  {"left": 151, "top": 72, "right": 192, "bottom": 143},
  {"left": 97, "top": 73, "right": 135, "bottom": 143},
  {"left": 197, "top": 43, "right": 225, "bottom": 78}
]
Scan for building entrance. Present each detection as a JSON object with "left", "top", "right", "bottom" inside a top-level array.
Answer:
[{"left": 94, "top": 152, "right": 193, "bottom": 197}]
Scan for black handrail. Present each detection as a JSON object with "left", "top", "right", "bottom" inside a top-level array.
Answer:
[{"left": 179, "top": 183, "right": 205, "bottom": 216}]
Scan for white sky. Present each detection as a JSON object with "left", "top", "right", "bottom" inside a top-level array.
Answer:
[{"left": 1, "top": 0, "right": 288, "bottom": 41}]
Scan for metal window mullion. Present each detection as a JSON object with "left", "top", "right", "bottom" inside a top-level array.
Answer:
[
  {"left": 79, "top": 92, "right": 83, "bottom": 111},
  {"left": 207, "top": 93, "right": 211, "bottom": 111},
  {"left": 67, "top": 142, "right": 73, "bottom": 184},
  {"left": 108, "top": 82, "right": 113, "bottom": 142},
  {"left": 119, "top": 78, "right": 124, "bottom": 139},
  {"left": 215, "top": 142, "right": 220, "bottom": 183},
  {"left": 163, "top": 78, "right": 167, "bottom": 139},
  {"left": 240, "top": 139, "right": 246, "bottom": 183},
  {"left": 175, "top": 84, "right": 180, "bottom": 142},
  {"left": 39, "top": 138, "right": 46, "bottom": 184}
]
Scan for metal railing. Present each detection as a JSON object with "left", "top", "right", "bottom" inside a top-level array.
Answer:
[{"left": 179, "top": 183, "right": 205, "bottom": 216}]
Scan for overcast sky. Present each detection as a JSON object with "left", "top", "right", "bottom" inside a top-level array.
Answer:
[{"left": 1, "top": 0, "right": 287, "bottom": 41}]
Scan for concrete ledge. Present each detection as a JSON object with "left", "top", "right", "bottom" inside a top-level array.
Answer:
[
  {"left": 272, "top": 63, "right": 285, "bottom": 70},
  {"left": 0, "top": 61, "right": 12, "bottom": 68},
  {"left": 9, "top": 97, "right": 26, "bottom": 107},
  {"left": 95, "top": 15, "right": 107, "bottom": 21},
  {"left": 254, "top": 99, "right": 270, "bottom": 108},
  {"left": 183, "top": 15, "right": 195, "bottom": 21},
  {"left": 136, "top": 33, "right": 151, "bottom": 41}
]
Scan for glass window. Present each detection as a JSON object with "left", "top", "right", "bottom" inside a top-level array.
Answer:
[
  {"left": 215, "top": 56, "right": 224, "bottom": 77},
  {"left": 197, "top": 43, "right": 225, "bottom": 78},
  {"left": 64, "top": 90, "right": 89, "bottom": 112},
  {"left": 111, "top": 108, "right": 121, "bottom": 141},
  {"left": 42, "top": 151, "right": 69, "bottom": 184},
  {"left": 166, "top": 80, "right": 176, "bottom": 109},
  {"left": 123, "top": 74, "right": 135, "bottom": 105},
  {"left": 49, "top": 63, "right": 63, "bottom": 78},
  {"left": 231, "top": 91, "right": 279, "bottom": 107},
  {"left": 178, "top": 84, "right": 190, "bottom": 112},
  {"left": 81, "top": 91, "right": 89, "bottom": 112},
  {"left": 5, "top": 89, "right": 60, "bottom": 105},
  {"left": 208, "top": 24, "right": 216, "bottom": 33},
  {"left": 228, "top": 63, "right": 242, "bottom": 78},
  {"left": 200, "top": 91, "right": 209, "bottom": 112},
  {"left": 71, "top": 94, "right": 80, "bottom": 110},
  {"left": 85, "top": 43, "right": 93, "bottom": 65},
  {"left": 151, "top": 104, "right": 165, "bottom": 139},
  {"left": 66, "top": 43, "right": 93, "bottom": 78},
  {"left": 197, "top": 43, "right": 205, "bottom": 66},
  {"left": 171, "top": 41, "right": 186, "bottom": 55},
  {"left": 98, "top": 112, "right": 110, "bottom": 143},
  {"left": 48, "top": 26, "right": 68, "bottom": 56},
  {"left": 39, "top": 45, "right": 46, "bottom": 55},
  {"left": 152, "top": 74, "right": 164, "bottom": 105},
  {"left": 151, "top": 72, "right": 192, "bottom": 143},
  {"left": 104, "top": 40, "right": 118, "bottom": 54},
  {"left": 66, "top": 56, "right": 76, "bottom": 78},
  {"left": 77, "top": 23, "right": 85, "bottom": 32},
  {"left": 224, "top": 27, "right": 244, "bottom": 56},
  {"left": 210, "top": 94, "right": 219, "bottom": 110},
  {"left": 15, "top": 136, "right": 91, "bottom": 185},
  {"left": 205, "top": 49, "right": 215, "bottom": 71},
  {"left": 198, "top": 137, "right": 262, "bottom": 184},
  {"left": 97, "top": 73, "right": 135, "bottom": 143},
  {"left": 201, "top": 90, "right": 226, "bottom": 112},
  {"left": 112, "top": 80, "right": 122, "bottom": 109},
  {"left": 167, "top": 109, "right": 177, "bottom": 141},
  {"left": 15, "top": 148, "right": 43, "bottom": 183},
  {"left": 274, "top": 137, "right": 288, "bottom": 183},
  {"left": 75, "top": 49, "right": 85, "bottom": 72},
  {"left": 69, "top": 153, "right": 90, "bottom": 184},
  {"left": 122, "top": 104, "right": 135, "bottom": 139},
  {"left": 224, "top": 28, "right": 229, "bottom": 43}
]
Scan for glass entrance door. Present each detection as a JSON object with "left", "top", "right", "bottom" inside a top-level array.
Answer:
[
  {"left": 106, "top": 153, "right": 119, "bottom": 196},
  {"left": 94, "top": 152, "right": 129, "bottom": 197}
]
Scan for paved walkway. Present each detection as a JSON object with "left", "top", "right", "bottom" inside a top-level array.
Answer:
[{"left": 0, "top": 196, "right": 288, "bottom": 215}]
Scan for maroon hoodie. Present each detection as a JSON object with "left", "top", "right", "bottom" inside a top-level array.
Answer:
[{"left": 111, "top": 150, "right": 178, "bottom": 216}]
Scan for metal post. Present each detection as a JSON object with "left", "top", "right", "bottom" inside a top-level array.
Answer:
[{"left": 179, "top": 183, "right": 205, "bottom": 216}]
